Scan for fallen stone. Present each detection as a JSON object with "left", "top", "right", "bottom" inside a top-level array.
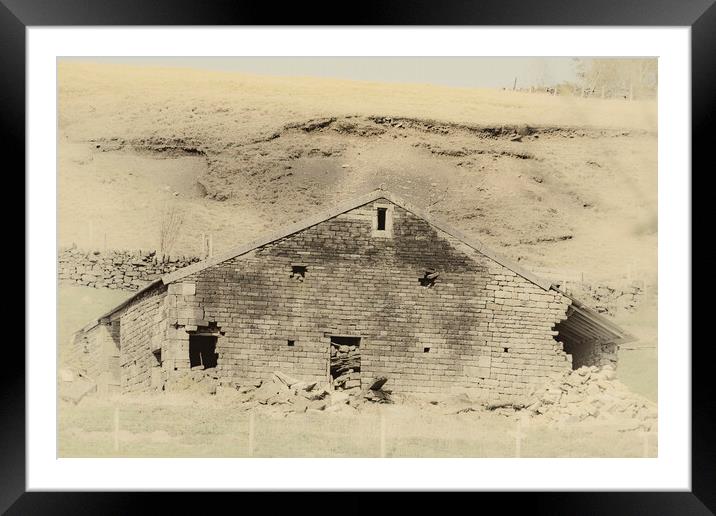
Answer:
[
  {"left": 329, "top": 391, "right": 350, "bottom": 405},
  {"left": 369, "top": 376, "right": 388, "bottom": 391},
  {"left": 309, "top": 399, "right": 327, "bottom": 411},
  {"left": 254, "top": 381, "right": 289, "bottom": 404},
  {"left": 272, "top": 371, "right": 301, "bottom": 388},
  {"left": 292, "top": 397, "right": 310, "bottom": 413}
]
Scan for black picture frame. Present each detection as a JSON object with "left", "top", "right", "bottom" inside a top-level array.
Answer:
[{"left": 6, "top": 0, "right": 707, "bottom": 513}]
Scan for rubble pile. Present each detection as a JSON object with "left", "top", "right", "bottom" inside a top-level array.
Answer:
[
  {"left": 214, "top": 371, "right": 392, "bottom": 415},
  {"left": 526, "top": 365, "right": 657, "bottom": 431},
  {"left": 330, "top": 343, "right": 361, "bottom": 391},
  {"left": 165, "top": 368, "right": 220, "bottom": 395}
]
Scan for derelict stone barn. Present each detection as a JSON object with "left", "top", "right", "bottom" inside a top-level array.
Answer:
[{"left": 71, "top": 190, "right": 632, "bottom": 402}]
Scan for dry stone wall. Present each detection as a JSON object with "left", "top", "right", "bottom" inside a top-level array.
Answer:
[
  {"left": 174, "top": 199, "right": 574, "bottom": 403},
  {"left": 59, "top": 247, "right": 200, "bottom": 291},
  {"left": 564, "top": 282, "right": 648, "bottom": 315}
]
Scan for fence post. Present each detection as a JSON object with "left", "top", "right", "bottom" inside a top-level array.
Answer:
[
  {"left": 208, "top": 234, "right": 213, "bottom": 258},
  {"left": 380, "top": 410, "right": 386, "bottom": 458},
  {"left": 248, "top": 409, "right": 255, "bottom": 457},
  {"left": 113, "top": 406, "right": 120, "bottom": 452},
  {"left": 515, "top": 414, "right": 526, "bottom": 458},
  {"left": 200, "top": 232, "right": 206, "bottom": 259}
]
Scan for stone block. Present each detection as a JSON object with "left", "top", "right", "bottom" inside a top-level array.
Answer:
[{"left": 168, "top": 282, "right": 196, "bottom": 296}]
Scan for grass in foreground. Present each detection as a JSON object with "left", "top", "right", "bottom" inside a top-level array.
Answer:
[{"left": 59, "top": 395, "right": 657, "bottom": 458}]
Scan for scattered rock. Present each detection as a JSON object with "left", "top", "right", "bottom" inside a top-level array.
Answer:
[
  {"left": 60, "top": 378, "right": 97, "bottom": 405},
  {"left": 527, "top": 366, "right": 657, "bottom": 431}
]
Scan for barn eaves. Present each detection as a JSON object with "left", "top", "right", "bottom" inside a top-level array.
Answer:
[{"left": 553, "top": 289, "right": 636, "bottom": 345}]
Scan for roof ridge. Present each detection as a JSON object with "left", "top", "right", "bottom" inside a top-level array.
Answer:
[{"left": 160, "top": 188, "right": 553, "bottom": 290}]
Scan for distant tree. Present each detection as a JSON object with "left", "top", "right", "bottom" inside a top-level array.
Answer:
[
  {"left": 159, "top": 203, "right": 184, "bottom": 257},
  {"left": 573, "top": 58, "right": 657, "bottom": 100}
]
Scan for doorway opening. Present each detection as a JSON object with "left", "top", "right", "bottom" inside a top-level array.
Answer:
[
  {"left": 189, "top": 335, "right": 218, "bottom": 369},
  {"left": 329, "top": 336, "right": 361, "bottom": 391}
]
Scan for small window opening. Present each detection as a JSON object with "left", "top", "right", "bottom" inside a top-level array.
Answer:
[
  {"left": 423, "top": 347, "right": 431, "bottom": 353},
  {"left": 503, "top": 347, "right": 509, "bottom": 353},
  {"left": 287, "top": 339, "right": 295, "bottom": 347},
  {"left": 290, "top": 264, "right": 307, "bottom": 281},
  {"left": 377, "top": 207, "right": 387, "bottom": 231},
  {"left": 419, "top": 270, "right": 439, "bottom": 288},
  {"left": 189, "top": 335, "right": 218, "bottom": 369},
  {"left": 152, "top": 349, "right": 162, "bottom": 366}
]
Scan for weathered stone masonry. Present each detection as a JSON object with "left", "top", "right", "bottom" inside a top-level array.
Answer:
[
  {"left": 175, "top": 200, "right": 573, "bottom": 401},
  {"left": 73, "top": 192, "right": 630, "bottom": 402},
  {"left": 119, "top": 285, "right": 168, "bottom": 392}
]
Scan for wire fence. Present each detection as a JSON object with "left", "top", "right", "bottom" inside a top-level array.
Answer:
[{"left": 60, "top": 404, "right": 658, "bottom": 459}]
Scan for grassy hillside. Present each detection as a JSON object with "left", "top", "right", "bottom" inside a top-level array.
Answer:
[{"left": 58, "top": 61, "right": 657, "bottom": 285}]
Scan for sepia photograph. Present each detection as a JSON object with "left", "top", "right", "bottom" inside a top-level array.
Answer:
[{"left": 56, "top": 56, "right": 658, "bottom": 458}]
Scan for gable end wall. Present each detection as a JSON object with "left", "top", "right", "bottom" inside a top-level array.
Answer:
[{"left": 170, "top": 200, "right": 573, "bottom": 401}]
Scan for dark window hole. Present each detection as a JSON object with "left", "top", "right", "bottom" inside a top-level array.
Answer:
[
  {"left": 189, "top": 335, "right": 218, "bottom": 369},
  {"left": 290, "top": 265, "right": 307, "bottom": 281},
  {"left": 377, "top": 207, "right": 387, "bottom": 230},
  {"left": 287, "top": 339, "right": 295, "bottom": 347},
  {"left": 419, "top": 270, "right": 439, "bottom": 288}
]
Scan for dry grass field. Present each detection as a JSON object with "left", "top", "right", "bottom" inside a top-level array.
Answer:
[{"left": 59, "top": 395, "right": 657, "bottom": 458}]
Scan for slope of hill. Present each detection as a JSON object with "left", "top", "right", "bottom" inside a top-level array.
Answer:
[{"left": 58, "top": 62, "right": 657, "bottom": 285}]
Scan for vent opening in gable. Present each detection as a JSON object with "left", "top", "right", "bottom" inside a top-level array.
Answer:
[
  {"left": 419, "top": 270, "right": 439, "bottom": 288},
  {"left": 377, "top": 207, "right": 387, "bottom": 231},
  {"left": 290, "top": 264, "right": 307, "bottom": 281}
]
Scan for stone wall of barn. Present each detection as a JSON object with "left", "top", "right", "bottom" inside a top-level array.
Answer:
[
  {"left": 70, "top": 324, "right": 103, "bottom": 379},
  {"left": 70, "top": 319, "right": 122, "bottom": 393},
  {"left": 118, "top": 284, "right": 168, "bottom": 392},
  {"left": 169, "top": 199, "right": 574, "bottom": 402}
]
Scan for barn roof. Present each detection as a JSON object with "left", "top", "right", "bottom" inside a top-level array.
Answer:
[
  {"left": 81, "top": 188, "right": 634, "bottom": 346},
  {"left": 554, "top": 291, "right": 636, "bottom": 345},
  {"left": 161, "top": 189, "right": 553, "bottom": 289}
]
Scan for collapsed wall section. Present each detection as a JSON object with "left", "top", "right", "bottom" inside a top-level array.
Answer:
[{"left": 556, "top": 331, "right": 619, "bottom": 370}]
